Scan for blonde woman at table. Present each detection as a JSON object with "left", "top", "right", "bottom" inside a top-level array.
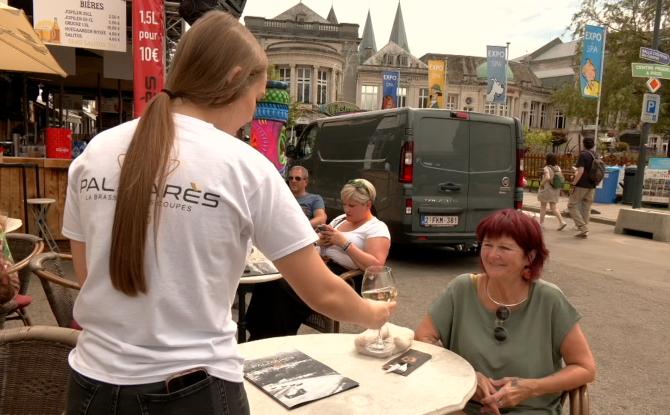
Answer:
[
  {"left": 247, "top": 178, "right": 391, "bottom": 340},
  {"left": 61, "top": 12, "right": 394, "bottom": 415},
  {"left": 415, "top": 209, "right": 595, "bottom": 415}
]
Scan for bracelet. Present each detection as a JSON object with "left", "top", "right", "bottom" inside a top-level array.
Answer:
[{"left": 342, "top": 240, "right": 352, "bottom": 252}]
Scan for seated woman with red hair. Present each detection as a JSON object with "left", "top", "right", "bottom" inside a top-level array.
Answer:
[{"left": 415, "top": 209, "right": 595, "bottom": 415}]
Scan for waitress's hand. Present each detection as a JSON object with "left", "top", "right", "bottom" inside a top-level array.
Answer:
[{"left": 363, "top": 298, "right": 396, "bottom": 329}]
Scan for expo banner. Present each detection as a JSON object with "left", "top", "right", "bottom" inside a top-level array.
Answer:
[
  {"left": 133, "top": 0, "right": 165, "bottom": 117},
  {"left": 427, "top": 59, "right": 446, "bottom": 108},
  {"left": 32, "top": 0, "right": 126, "bottom": 52},
  {"left": 486, "top": 45, "right": 507, "bottom": 104},
  {"left": 382, "top": 71, "right": 400, "bottom": 109},
  {"left": 580, "top": 25, "right": 606, "bottom": 99}
]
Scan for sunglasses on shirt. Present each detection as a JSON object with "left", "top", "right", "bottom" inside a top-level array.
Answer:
[{"left": 493, "top": 306, "right": 510, "bottom": 343}]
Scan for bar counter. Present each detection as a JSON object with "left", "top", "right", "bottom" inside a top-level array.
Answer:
[{"left": 0, "top": 157, "right": 71, "bottom": 239}]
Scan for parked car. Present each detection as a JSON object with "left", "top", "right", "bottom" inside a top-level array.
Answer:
[{"left": 287, "top": 107, "right": 525, "bottom": 249}]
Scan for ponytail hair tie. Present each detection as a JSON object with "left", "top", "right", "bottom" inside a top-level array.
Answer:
[{"left": 161, "top": 89, "right": 176, "bottom": 99}]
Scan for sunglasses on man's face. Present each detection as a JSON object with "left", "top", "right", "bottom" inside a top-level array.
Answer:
[
  {"left": 493, "top": 306, "right": 510, "bottom": 343},
  {"left": 288, "top": 176, "right": 304, "bottom": 181}
]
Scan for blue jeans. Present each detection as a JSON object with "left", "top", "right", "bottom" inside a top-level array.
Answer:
[{"left": 66, "top": 368, "right": 250, "bottom": 415}]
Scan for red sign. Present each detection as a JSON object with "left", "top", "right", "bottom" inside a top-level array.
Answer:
[
  {"left": 646, "top": 78, "right": 662, "bottom": 93},
  {"left": 133, "top": 0, "right": 165, "bottom": 117}
]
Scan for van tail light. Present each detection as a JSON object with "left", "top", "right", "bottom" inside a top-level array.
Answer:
[
  {"left": 515, "top": 148, "right": 525, "bottom": 209},
  {"left": 399, "top": 141, "right": 414, "bottom": 183},
  {"left": 452, "top": 111, "right": 470, "bottom": 120},
  {"left": 405, "top": 198, "right": 413, "bottom": 215}
]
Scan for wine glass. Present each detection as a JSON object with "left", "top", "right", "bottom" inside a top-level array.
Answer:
[{"left": 361, "top": 265, "right": 397, "bottom": 353}]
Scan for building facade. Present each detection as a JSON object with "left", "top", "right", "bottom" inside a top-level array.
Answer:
[{"left": 246, "top": 2, "right": 568, "bottom": 133}]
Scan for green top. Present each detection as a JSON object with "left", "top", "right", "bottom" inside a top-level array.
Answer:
[{"left": 429, "top": 273, "right": 581, "bottom": 414}]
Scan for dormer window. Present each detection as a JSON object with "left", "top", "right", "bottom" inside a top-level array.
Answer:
[
  {"left": 399, "top": 55, "right": 408, "bottom": 66},
  {"left": 296, "top": 13, "right": 305, "bottom": 22},
  {"left": 384, "top": 54, "right": 394, "bottom": 65}
]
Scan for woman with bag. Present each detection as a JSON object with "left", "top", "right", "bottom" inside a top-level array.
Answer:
[{"left": 537, "top": 153, "right": 567, "bottom": 231}]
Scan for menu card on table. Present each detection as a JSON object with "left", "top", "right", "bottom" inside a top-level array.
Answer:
[{"left": 243, "top": 349, "right": 359, "bottom": 409}]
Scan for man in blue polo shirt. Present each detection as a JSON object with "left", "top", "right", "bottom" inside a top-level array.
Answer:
[{"left": 288, "top": 166, "right": 327, "bottom": 229}]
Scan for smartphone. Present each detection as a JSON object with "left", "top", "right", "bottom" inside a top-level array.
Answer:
[
  {"left": 165, "top": 368, "right": 208, "bottom": 393},
  {"left": 316, "top": 224, "right": 328, "bottom": 233}
]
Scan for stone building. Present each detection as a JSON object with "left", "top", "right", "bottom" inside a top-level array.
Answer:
[
  {"left": 244, "top": 3, "right": 360, "bottom": 106},
  {"left": 245, "top": 2, "right": 568, "bottom": 133}
]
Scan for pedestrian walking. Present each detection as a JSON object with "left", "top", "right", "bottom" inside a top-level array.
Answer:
[
  {"left": 568, "top": 137, "right": 597, "bottom": 238},
  {"left": 537, "top": 153, "right": 567, "bottom": 231}
]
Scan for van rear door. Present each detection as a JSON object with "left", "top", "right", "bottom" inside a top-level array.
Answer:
[
  {"left": 412, "top": 115, "right": 469, "bottom": 233},
  {"left": 465, "top": 116, "right": 516, "bottom": 231}
]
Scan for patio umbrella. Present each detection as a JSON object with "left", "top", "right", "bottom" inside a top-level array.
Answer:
[{"left": 0, "top": 5, "right": 66, "bottom": 77}]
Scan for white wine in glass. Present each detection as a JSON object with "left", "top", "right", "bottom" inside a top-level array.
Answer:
[{"left": 361, "top": 265, "right": 397, "bottom": 353}]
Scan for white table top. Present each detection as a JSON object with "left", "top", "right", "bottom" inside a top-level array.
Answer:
[
  {"left": 240, "top": 272, "right": 282, "bottom": 284},
  {"left": 4, "top": 217, "right": 22, "bottom": 233},
  {"left": 239, "top": 333, "right": 476, "bottom": 415}
]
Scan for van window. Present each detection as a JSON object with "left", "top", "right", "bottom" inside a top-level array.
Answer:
[
  {"left": 470, "top": 122, "right": 513, "bottom": 172},
  {"left": 415, "top": 118, "right": 468, "bottom": 172},
  {"left": 298, "top": 125, "right": 317, "bottom": 158},
  {"left": 319, "top": 115, "right": 402, "bottom": 162}
]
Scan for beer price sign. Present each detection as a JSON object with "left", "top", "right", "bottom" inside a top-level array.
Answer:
[
  {"left": 33, "top": 0, "right": 126, "bottom": 52},
  {"left": 133, "top": 0, "right": 165, "bottom": 117}
]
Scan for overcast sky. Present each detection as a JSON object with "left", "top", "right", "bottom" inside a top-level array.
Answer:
[{"left": 241, "top": 0, "right": 582, "bottom": 59}]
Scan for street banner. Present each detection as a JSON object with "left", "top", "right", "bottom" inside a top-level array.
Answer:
[
  {"left": 486, "top": 45, "right": 507, "bottom": 104},
  {"left": 427, "top": 59, "right": 446, "bottom": 108},
  {"left": 32, "top": 0, "right": 126, "bottom": 52},
  {"left": 133, "top": 0, "right": 165, "bottom": 117},
  {"left": 580, "top": 25, "right": 606, "bottom": 99},
  {"left": 382, "top": 71, "right": 400, "bottom": 109}
]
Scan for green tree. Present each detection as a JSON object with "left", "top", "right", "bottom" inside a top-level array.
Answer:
[{"left": 553, "top": 0, "right": 670, "bottom": 132}]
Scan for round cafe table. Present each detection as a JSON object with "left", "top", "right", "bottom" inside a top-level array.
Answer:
[{"left": 238, "top": 333, "right": 476, "bottom": 415}]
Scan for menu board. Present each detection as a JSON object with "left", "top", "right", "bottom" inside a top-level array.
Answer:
[
  {"left": 33, "top": 0, "right": 127, "bottom": 52},
  {"left": 642, "top": 169, "right": 670, "bottom": 205}
]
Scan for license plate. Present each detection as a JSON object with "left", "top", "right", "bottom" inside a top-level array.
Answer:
[{"left": 421, "top": 215, "right": 459, "bottom": 227}]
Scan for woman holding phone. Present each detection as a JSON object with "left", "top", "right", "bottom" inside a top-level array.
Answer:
[{"left": 247, "top": 178, "right": 391, "bottom": 340}]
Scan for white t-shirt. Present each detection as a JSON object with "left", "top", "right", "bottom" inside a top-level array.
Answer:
[
  {"left": 62, "top": 114, "right": 316, "bottom": 385},
  {"left": 321, "top": 214, "right": 390, "bottom": 270}
]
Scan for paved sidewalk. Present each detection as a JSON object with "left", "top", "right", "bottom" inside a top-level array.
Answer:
[{"left": 522, "top": 190, "right": 669, "bottom": 226}]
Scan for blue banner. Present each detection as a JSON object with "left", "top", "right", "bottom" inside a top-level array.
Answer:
[
  {"left": 580, "top": 25, "right": 605, "bottom": 99},
  {"left": 382, "top": 71, "right": 400, "bottom": 109},
  {"left": 486, "top": 46, "right": 507, "bottom": 104}
]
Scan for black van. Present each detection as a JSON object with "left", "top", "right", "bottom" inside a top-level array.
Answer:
[{"left": 288, "top": 108, "right": 525, "bottom": 248}]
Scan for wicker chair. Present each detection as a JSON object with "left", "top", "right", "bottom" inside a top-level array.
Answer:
[
  {"left": 562, "top": 384, "right": 590, "bottom": 415},
  {"left": 29, "top": 253, "right": 80, "bottom": 328},
  {"left": 304, "top": 269, "right": 363, "bottom": 333},
  {"left": 0, "top": 233, "right": 44, "bottom": 328},
  {"left": 0, "top": 325, "right": 79, "bottom": 415}
]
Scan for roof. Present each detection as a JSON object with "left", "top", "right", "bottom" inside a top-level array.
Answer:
[
  {"left": 359, "top": 10, "right": 377, "bottom": 62},
  {"left": 533, "top": 67, "right": 575, "bottom": 78},
  {"left": 388, "top": 2, "right": 410, "bottom": 53},
  {"left": 362, "top": 41, "right": 427, "bottom": 68},
  {"left": 533, "top": 39, "right": 578, "bottom": 61},
  {"left": 326, "top": 6, "right": 338, "bottom": 24},
  {"left": 274, "top": 3, "right": 329, "bottom": 23}
]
